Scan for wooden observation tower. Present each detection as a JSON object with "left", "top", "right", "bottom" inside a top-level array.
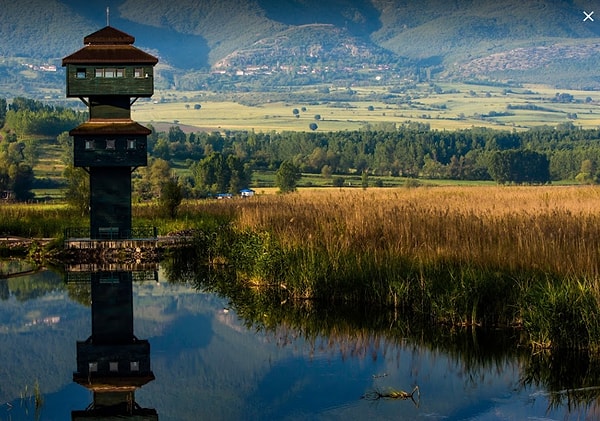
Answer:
[{"left": 62, "top": 25, "right": 158, "bottom": 240}]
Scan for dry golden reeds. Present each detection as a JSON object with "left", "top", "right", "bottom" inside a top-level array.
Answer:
[
  {"left": 207, "top": 186, "right": 600, "bottom": 280},
  {"left": 184, "top": 185, "right": 600, "bottom": 348}
]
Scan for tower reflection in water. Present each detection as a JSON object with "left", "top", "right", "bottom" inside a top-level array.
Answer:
[{"left": 68, "top": 269, "right": 158, "bottom": 420}]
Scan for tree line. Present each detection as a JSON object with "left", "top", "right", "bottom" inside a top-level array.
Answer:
[
  {"left": 145, "top": 121, "right": 600, "bottom": 189},
  {"left": 4, "top": 94, "right": 600, "bottom": 203},
  {"left": 4, "top": 97, "right": 86, "bottom": 138},
  {"left": 64, "top": 121, "right": 600, "bottom": 208}
]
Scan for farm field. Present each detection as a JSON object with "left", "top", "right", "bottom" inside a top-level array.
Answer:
[
  {"left": 18, "top": 81, "right": 600, "bottom": 201},
  {"left": 131, "top": 82, "right": 600, "bottom": 133}
]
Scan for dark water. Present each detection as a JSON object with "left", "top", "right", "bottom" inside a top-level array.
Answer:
[{"left": 1, "top": 264, "right": 599, "bottom": 421}]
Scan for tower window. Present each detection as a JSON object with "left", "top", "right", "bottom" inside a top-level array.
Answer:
[
  {"left": 134, "top": 68, "right": 144, "bottom": 78},
  {"left": 95, "top": 68, "right": 125, "bottom": 78},
  {"left": 85, "top": 140, "right": 95, "bottom": 150},
  {"left": 130, "top": 361, "right": 140, "bottom": 372},
  {"left": 127, "top": 139, "right": 136, "bottom": 150},
  {"left": 109, "top": 362, "right": 119, "bottom": 372},
  {"left": 76, "top": 68, "right": 86, "bottom": 79},
  {"left": 106, "top": 139, "right": 116, "bottom": 150}
]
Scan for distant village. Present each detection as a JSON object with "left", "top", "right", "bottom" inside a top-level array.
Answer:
[
  {"left": 23, "top": 62, "right": 57, "bottom": 72},
  {"left": 211, "top": 63, "right": 394, "bottom": 77},
  {"left": 22, "top": 58, "right": 397, "bottom": 82}
]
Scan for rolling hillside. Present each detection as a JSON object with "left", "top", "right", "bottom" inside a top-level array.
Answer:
[{"left": 2, "top": 0, "right": 600, "bottom": 93}]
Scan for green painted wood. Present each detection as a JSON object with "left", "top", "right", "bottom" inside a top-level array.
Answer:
[
  {"left": 66, "top": 65, "right": 154, "bottom": 97},
  {"left": 90, "top": 96, "right": 131, "bottom": 119},
  {"left": 89, "top": 167, "right": 132, "bottom": 239},
  {"left": 64, "top": 27, "right": 156, "bottom": 243},
  {"left": 74, "top": 136, "right": 147, "bottom": 167},
  {"left": 75, "top": 342, "right": 152, "bottom": 375}
]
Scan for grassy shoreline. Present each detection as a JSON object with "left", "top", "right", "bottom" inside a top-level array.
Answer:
[
  {"left": 3, "top": 185, "right": 600, "bottom": 349},
  {"left": 188, "top": 185, "right": 600, "bottom": 350}
]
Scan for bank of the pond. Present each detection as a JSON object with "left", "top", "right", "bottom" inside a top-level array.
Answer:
[
  {"left": 2, "top": 185, "right": 600, "bottom": 350},
  {"left": 165, "top": 227, "right": 600, "bottom": 351},
  {"left": 178, "top": 186, "right": 600, "bottom": 351}
]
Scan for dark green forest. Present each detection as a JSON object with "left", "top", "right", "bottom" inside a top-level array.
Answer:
[
  {"left": 145, "top": 121, "right": 599, "bottom": 194},
  {"left": 0, "top": 97, "right": 86, "bottom": 200},
  {"left": 3, "top": 97, "right": 600, "bottom": 201}
]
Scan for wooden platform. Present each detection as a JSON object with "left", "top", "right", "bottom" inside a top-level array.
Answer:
[
  {"left": 61, "top": 235, "right": 162, "bottom": 264},
  {"left": 64, "top": 238, "right": 158, "bottom": 250},
  {"left": 63, "top": 235, "right": 192, "bottom": 249}
]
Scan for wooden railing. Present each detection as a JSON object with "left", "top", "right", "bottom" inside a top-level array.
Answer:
[{"left": 64, "top": 226, "right": 157, "bottom": 240}]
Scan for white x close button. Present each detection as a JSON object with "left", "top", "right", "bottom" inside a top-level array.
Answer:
[{"left": 584, "top": 10, "right": 594, "bottom": 22}]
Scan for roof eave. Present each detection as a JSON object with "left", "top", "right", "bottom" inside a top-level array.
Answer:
[{"left": 69, "top": 121, "right": 152, "bottom": 136}]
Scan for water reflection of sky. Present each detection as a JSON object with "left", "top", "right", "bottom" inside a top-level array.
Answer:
[{"left": 1, "top": 269, "right": 599, "bottom": 420}]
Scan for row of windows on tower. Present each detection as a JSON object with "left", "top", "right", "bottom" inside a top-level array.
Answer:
[
  {"left": 76, "top": 68, "right": 147, "bottom": 79},
  {"left": 84, "top": 139, "right": 138, "bottom": 150},
  {"left": 88, "top": 360, "right": 140, "bottom": 373}
]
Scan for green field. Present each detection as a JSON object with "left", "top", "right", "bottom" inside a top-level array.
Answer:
[
  {"left": 131, "top": 82, "right": 600, "bottom": 133},
  {"left": 15, "top": 80, "right": 599, "bottom": 199}
]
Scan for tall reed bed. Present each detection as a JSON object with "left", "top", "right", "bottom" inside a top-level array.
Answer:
[
  {"left": 0, "top": 203, "right": 84, "bottom": 238},
  {"left": 191, "top": 186, "right": 600, "bottom": 349},
  {"left": 132, "top": 200, "right": 236, "bottom": 235},
  {"left": 227, "top": 186, "right": 600, "bottom": 279}
]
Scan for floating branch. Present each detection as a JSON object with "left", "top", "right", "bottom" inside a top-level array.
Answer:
[{"left": 362, "top": 385, "right": 420, "bottom": 404}]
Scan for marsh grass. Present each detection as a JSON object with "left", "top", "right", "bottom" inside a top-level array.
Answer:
[
  {"left": 18, "top": 380, "right": 43, "bottom": 417},
  {"left": 164, "top": 245, "right": 600, "bottom": 408},
  {"left": 4, "top": 185, "right": 600, "bottom": 348},
  {"left": 188, "top": 185, "right": 600, "bottom": 348},
  {"left": 225, "top": 186, "right": 600, "bottom": 279},
  {"left": 521, "top": 277, "right": 600, "bottom": 350},
  {"left": 0, "top": 203, "right": 84, "bottom": 238}
]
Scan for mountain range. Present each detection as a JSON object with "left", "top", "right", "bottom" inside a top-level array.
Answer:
[{"left": 2, "top": 0, "right": 600, "bottom": 92}]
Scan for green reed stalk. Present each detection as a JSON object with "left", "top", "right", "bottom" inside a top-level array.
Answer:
[{"left": 0, "top": 203, "right": 84, "bottom": 238}]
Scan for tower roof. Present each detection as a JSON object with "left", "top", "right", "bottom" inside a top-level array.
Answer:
[
  {"left": 84, "top": 26, "right": 135, "bottom": 45},
  {"left": 62, "top": 26, "right": 158, "bottom": 66}
]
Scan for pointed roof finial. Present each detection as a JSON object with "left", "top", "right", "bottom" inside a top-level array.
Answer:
[{"left": 106, "top": 6, "right": 110, "bottom": 27}]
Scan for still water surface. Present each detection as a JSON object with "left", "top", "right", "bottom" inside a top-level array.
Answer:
[{"left": 1, "top": 265, "right": 598, "bottom": 420}]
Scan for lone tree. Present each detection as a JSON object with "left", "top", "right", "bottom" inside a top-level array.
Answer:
[
  {"left": 64, "top": 166, "right": 90, "bottom": 215},
  {"left": 159, "top": 175, "right": 183, "bottom": 218},
  {"left": 576, "top": 159, "right": 598, "bottom": 184},
  {"left": 361, "top": 170, "right": 369, "bottom": 189},
  {"left": 0, "top": 97, "right": 6, "bottom": 127},
  {"left": 275, "top": 160, "right": 301, "bottom": 193}
]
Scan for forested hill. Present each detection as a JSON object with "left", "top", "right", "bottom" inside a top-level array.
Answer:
[{"left": 2, "top": 0, "right": 600, "bottom": 91}]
